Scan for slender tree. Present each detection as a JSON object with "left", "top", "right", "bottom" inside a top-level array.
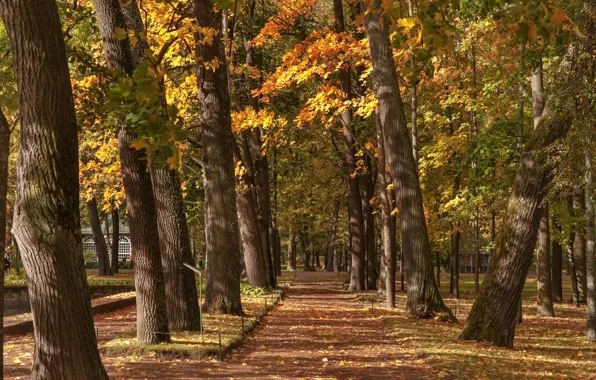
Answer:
[
  {"left": 111, "top": 208, "right": 120, "bottom": 273},
  {"left": 586, "top": 138, "right": 595, "bottom": 340},
  {"left": 0, "top": 1, "right": 109, "bottom": 376},
  {"left": 362, "top": 0, "right": 452, "bottom": 318},
  {"left": 87, "top": 197, "right": 112, "bottom": 276}
]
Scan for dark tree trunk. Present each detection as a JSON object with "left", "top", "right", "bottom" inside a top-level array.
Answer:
[
  {"left": 586, "top": 139, "right": 595, "bottom": 340},
  {"left": 91, "top": 0, "right": 171, "bottom": 343},
  {"left": 272, "top": 149, "right": 282, "bottom": 276},
  {"left": 451, "top": 227, "right": 460, "bottom": 299},
  {"left": 573, "top": 186, "right": 587, "bottom": 302},
  {"left": 315, "top": 248, "right": 320, "bottom": 268},
  {"left": 0, "top": 2, "right": 109, "bottom": 377},
  {"left": 194, "top": 0, "right": 243, "bottom": 314},
  {"left": 551, "top": 234, "right": 563, "bottom": 302},
  {"left": 235, "top": 170, "right": 268, "bottom": 287},
  {"left": 327, "top": 202, "right": 340, "bottom": 272},
  {"left": 287, "top": 229, "right": 296, "bottom": 271},
  {"left": 536, "top": 206, "right": 555, "bottom": 316},
  {"left": 300, "top": 232, "right": 310, "bottom": 271},
  {"left": 363, "top": 157, "right": 377, "bottom": 289},
  {"left": 436, "top": 250, "right": 441, "bottom": 287},
  {"left": 0, "top": 108, "right": 11, "bottom": 378},
  {"left": 473, "top": 215, "right": 480, "bottom": 294},
  {"left": 87, "top": 198, "right": 112, "bottom": 276},
  {"left": 459, "top": 103, "right": 572, "bottom": 347},
  {"left": 334, "top": 0, "right": 365, "bottom": 291},
  {"left": 362, "top": 0, "right": 451, "bottom": 319},
  {"left": 151, "top": 167, "right": 201, "bottom": 330},
  {"left": 111, "top": 208, "right": 120, "bottom": 273}
]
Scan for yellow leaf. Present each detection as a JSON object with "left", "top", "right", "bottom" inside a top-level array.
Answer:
[{"left": 129, "top": 139, "right": 148, "bottom": 150}]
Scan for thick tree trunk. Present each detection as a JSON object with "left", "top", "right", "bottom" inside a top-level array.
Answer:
[
  {"left": 111, "top": 208, "right": 120, "bottom": 273},
  {"left": 459, "top": 104, "right": 572, "bottom": 347},
  {"left": 235, "top": 172, "right": 268, "bottom": 287},
  {"left": 194, "top": 0, "right": 243, "bottom": 314},
  {"left": 151, "top": 167, "right": 201, "bottom": 329},
  {"left": 287, "top": 229, "right": 296, "bottom": 271},
  {"left": 362, "top": 0, "right": 451, "bottom": 319},
  {"left": 334, "top": 0, "right": 365, "bottom": 290},
  {"left": 573, "top": 187, "right": 587, "bottom": 302},
  {"left": 0, "top": 2, "right": 109, "bottom": 377},
  {"left": 586, "top": 141, "right": 595, "bottom": 340},
  {"left": 536, "top": 206, "right": 555, "bottom": 316},
  {"left": 91, "top": 0, "right": 171, "bottom": 343},
  {"left": 87, "top": 198, "right": 112, "bottom": 276},
  {"left": 327, "top": 202, "right": 340, "bottom": 272},
  {"left": 0, "top": 108, "right": 11, "bottom": 378}
]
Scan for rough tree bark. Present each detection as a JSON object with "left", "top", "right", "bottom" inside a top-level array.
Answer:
[
  {"left": 459, "top": 103, "right": 572, "bottom": 347},
  {"left": 0, "top": 2, "right": 109, "bottom": 377},
  {"left": 111, "top": 208, "right": 120, "bottom": 273},
  {"left": 586, "top": 139, "right": 595, "bottom": 340},
  {"left": 151, "top": 168, "right": 201, "bottom": 329},
  {"left": 87, "top": 198, "right": 112, "bottom": 276},
  {"left": 567, "top": 195, "right": 581, "bottom": 307},
  {"left": 91, "top": 0, "right": 171, "bottom": 343},
  {"left": 194, "top": 0, "right": 243, "bottom": 314},
  {"left": 363, "top": 156, "right": 377, "bottom": 289},
  {"left": 334, "top": 0, "right": 365, "bottom": 290},
  {"left": 0, "top": 108, "right": 11, "bottom": 378},
  {"left": 362, "top": 0, "right": 452, "bottom": 318}
]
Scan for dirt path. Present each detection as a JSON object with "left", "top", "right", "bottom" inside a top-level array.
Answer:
[
  {"left": 5, "top": 272, "right": 431, "bottom": 379},
  {"left": 186, "top": 271, "right": 429, "bottom": 379}
]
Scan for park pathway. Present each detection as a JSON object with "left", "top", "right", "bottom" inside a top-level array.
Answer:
[{"left": 181, "top": 271, "right": 430, "bottom": 379}]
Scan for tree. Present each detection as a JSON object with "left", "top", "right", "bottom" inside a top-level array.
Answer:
[
  {"left": 111, "top": 208, "right": 120, "bottom": 273},
  {"left": 0, "top": 108, "right": 10, "bottom": 379},
  {"left": 194, "top": 0, "right": 243, "bottom": 314},
  {"left": 0, "top": 0, "right": 109, "bottom": 376},
  {"left": 87, "top": 197, "right": 112, "bottom": 276},
  {"left": 90, "top": 0, "right": 170, "bottom": 343},
  {"left": 362, "top": 0, "right": 452, "bottom": 319}
]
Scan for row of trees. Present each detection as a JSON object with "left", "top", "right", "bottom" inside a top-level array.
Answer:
[{"left": 0, "top": 0, "right": 594, "bottom": 377}]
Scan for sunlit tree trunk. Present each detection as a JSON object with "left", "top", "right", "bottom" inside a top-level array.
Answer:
[
  {"left": 362, "top": 0, "right": 451, "bottom": 318},
  {"left": 327, "top": 202, "right": 340, "bottom": 272},
  {"left": 0, "top": 2, "right": 109, "bottom": 376},
  {"left": 0, "top": 108, "right": 11, "bottom": 378}
]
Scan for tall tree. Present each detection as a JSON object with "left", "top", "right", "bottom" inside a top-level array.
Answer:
[
  {"left": 327, "top": 201, "right": 340, "bottom": 272},
  {"left": 194, "top": 0, "right": 243, "bottom": 314},
  {"left": 586, "top": 138, "right": 595, "bottom": 340},
  {"left": 334, "top": 0, "right": 365, "bottom": 291},
  {"left": 362, "top": 0, "right": 452, "bottom": 318},
  {"left": 573, "top": 186, "right": 587, "bottom": 302},
  {"left": 91, "top": 0, "right": 170, "bottom": 343},
  {"left": 0, "top": 1, "right": 109, "bottom": 376},
  {"left": 111, "top": 208, "right": 120, "bottom": 273},
  {"left": 0, "top": 108, "right": 11, "bottom": 379}
]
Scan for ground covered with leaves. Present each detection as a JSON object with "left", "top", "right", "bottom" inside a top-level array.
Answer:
[{"left": 4, "top": 271, "right": 594, "bottom": 379}]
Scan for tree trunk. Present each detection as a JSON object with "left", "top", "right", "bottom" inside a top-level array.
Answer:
[
  {"left": 536, "top": 206, "right": 555, "bottom": 316},
  {"left": 459, "top": 102, "right": 572, "bottom": 347},
  {"left": 151, "top": 167, "right": 201, "bottom": 330},
  {"left": 194, "top": 0, "right": 243, "bottom": 314},
  {"left": 334, "top": 0, "right": 365, "bottom": 291},
  {"left": 551, "top": 233, "right": 563, "bottom": 302},
  {"left": 451, "top": 227, "right": 460, "bottom": 299},
  {"left": 327, "top": 202, "right": 340, "bottom": 272},
  {"left": 287, "top": 229, "right": 296, "bottom": 271},
  {"left": 362, "top": 0, "right": 451, "bottom": 319},
  {"left": 363, "top": 157, "right": 377, "bottom": 289},
  {"left": 111, "top": 208, "right": 120, "bottom": 273},
  {"left": 436, "top": 250, "right": 441, "bottom": 287},
  {"left": 300, "top": 232, "right": 310, "bottom": 271},
  {"left": 573, "top": 186, "right": 587, "bottom": 302},
  {"left": 473, "top": 215, "right": 480, "bottom": 294},
  {"left": 567, "top": 195, "right": 581, "bottom": 307},
  {"left": 0, "top": 2, "right": 109, "bottom": 377},
  {"left": 0, "top": 108, "right": 11, "bottom": 379},
  {"left": 87, "top": 198, "right": 112, "bottom": 276},
  {"left": 585, "top": 139, "right": 595, "bottom": 340},
  {"left": 91, "top": 0, "right": 171, "bottom": 343}
]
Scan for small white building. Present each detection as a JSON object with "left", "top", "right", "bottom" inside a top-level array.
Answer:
[{"left": 81, "top": 217, "right": 132, "bottom": 262}]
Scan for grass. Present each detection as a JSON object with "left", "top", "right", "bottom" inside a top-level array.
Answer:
[
  {"left": 101, "top": 288, "right": 284, "bottom": 359},
  {"left": 374, "top": 273, "right": 596, "bottom": 379}
]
